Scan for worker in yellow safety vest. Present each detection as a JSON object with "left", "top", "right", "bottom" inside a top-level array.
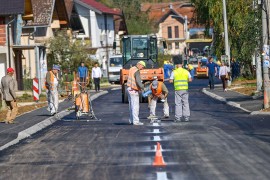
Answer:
[
  {"left": 126, "top": 61, "right": 145, "bottom": 125},
  {"left": 169, "top": 55, "right": 192, "bottom": 122},
  {"left": 45, "top": 64, "right": 60, "bottom": 116}
]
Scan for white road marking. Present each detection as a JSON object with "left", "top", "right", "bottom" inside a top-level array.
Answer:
[
  {"left": 157, "top": 172, "right": 168, "bottom": 180},
  {"left": 153, "top": 136, "right": 161, "bottom": 141},
  {"left": 153, "top": 129, "right": 160, "bottom": 133},
  {"left": 152, "top": 123, "right": 160, "bottom": 126}
]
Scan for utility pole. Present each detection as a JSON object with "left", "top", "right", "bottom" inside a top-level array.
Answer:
[
  {"left": 262, "top": 0, "right": 270, "bottom": 109},
  {"left": 254, "top": 0, "right": 262, "bottom": 92},
  {"left": 222, "top": 0, "right": 231, "bottom": 86}
]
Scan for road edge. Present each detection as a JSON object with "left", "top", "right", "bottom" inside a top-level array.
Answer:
[
  {"left": 0, "top": 91, "right": 108, "bottom": 151},
  {"left": 202, "top": 88, "right": 251, "bottom": 113}
]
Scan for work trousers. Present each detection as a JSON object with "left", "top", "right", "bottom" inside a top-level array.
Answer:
[
  {"left": 208, "top": 73, "right": 215, "bottom": 89},
  {"left": 47, "top": 90, "right": 59, "bottom": 115},
  {"left": 127, "top": 88, "right": 140, "bottom": 124},
  {"left": 149, "top": 96, "right": 169, "bottom": 117},
  {"left": 175, "top": 90, "right": 190, "bottom": 120},
  {"left": 5, "top": 100, "right": 18, "bottom": 122},
  {"left": 93, "top": 78, "right": 100, "bottom": 92}
]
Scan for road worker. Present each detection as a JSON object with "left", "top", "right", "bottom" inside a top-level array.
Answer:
[
  {"left": 169, "top": 55, "right": 192, "bottom": 122},
  {"left": 127, "top": 61, "right": 145, "bottom": 125},
  {"left": 147, "top": 79, "right": 169, "bottom": 120},
  {"left": 45, "top": 65, "right": 61, "bottom": 116}
]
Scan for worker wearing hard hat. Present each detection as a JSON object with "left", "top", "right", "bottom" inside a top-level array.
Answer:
[
  {"left": 147, "top": 79, "right": 169, "bottom": 120},
  {"left": 45, "top": 64, "right": 61, "bottom": 116},
  {"left": 126, "top": 61, "right": 145, "bottom": 125}
]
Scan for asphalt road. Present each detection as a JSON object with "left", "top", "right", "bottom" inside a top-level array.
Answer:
[{"left": 0, "top": 79, "right": 270, "bottom": 180}]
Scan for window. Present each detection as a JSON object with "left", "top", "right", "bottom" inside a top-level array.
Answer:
[
  {"left": 175, "top": 26, "right": 179, "bottom": 38},
  {"left": 168, "top": 43, "right": 172, "bottom": 50},
  {"left": 167, "top": 26, "right": 172, "bottom": 39},
  {"left": 175, "top": 42, "right": 179, "bottom": 49}
]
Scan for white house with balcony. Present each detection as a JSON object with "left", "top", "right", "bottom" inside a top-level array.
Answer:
[{"left": 74, "top": 0, "right": 123, "bottom": 76}]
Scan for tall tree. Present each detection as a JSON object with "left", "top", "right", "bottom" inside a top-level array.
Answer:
[{"left": 191, "top": 0, "right": 261, "bottom": 76}]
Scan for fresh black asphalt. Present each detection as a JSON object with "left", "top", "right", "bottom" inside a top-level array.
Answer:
[{"left": 0, "top": 79, "right": 269, "bottom": 180}]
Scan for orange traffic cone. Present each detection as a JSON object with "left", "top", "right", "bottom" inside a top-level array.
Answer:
[{"left": 152, "top": 142, "right": 166, "bottom": 167}]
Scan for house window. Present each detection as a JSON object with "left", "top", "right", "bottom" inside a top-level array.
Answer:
[
  {"left": 175, "top": 26, "right": 179, "bottom": 38},
  {"left": 175, "top": 42, "right": 179, "bottom": 49},
  {"left": 168, "top": 43, "right": 172, "bottom": 50},
  {"left": 168, "top": 26, "right": 172, "bottom": 39}
]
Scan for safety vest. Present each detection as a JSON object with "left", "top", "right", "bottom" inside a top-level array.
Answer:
[
  {"left": 151, "top": 81, "right": 163, "bottom": 97},
  {"left": 173, "top": 68, "right": 189, "bottom": 90},
  {"left": 127, "top": 66, "right": 139, "bottom": 90},
  {"left": 45, "top": 71, "right": 56, "bottom": 90}
]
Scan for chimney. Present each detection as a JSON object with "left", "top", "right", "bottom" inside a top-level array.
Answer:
[{"left": 169, "top": 3, "right": 173, "bottom": 9}]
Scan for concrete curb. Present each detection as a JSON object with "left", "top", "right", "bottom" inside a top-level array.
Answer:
[
  {"left": 0, "top": 90, "right": 108, "bottom": 151},
  {"left": 202, "top": 88, "right": 251, "bottom": 113}
]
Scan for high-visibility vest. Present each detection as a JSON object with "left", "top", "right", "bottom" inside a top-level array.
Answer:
[
  {"left": 151, "top": 81, "right": 163, "bottom": 97},
  {"left": 173, "top": 68, "right": 189, "bottom": 90},
  {"left": 127, "top": 66, "right": 139, "bottom": 90},
  {"left": 45, "top": 71, "right": 56, "bottom": 90}
]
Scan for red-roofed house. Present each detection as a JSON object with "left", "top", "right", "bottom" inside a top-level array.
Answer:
[
  {"left": 141, "top": 2, "right": 211, "bottom": 55},
  {"left": 74, "top": 0, "right": 127, "bottom": 76}
]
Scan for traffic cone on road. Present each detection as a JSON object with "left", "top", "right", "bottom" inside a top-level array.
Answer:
[{"left": 152, "top": 142, "right": 166, "bottom": 167}]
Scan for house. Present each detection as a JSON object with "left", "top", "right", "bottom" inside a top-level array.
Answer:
[
  {"left": 141, "top": 2, "right": 212, "bottom": 55},
  {"left": 0, "top": 0, "right": 78, "bottom": 91},
  {"left": 74, "top": 0, "right": 127, "bottom": 77}
]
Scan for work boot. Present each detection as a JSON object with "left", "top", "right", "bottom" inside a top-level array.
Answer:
[
  {"left": 162, "top": 115, "right": 169, "bottom": 119},
  {"left": 174, "top": 118, "right": 181, "bottom": 123},
  {"left": 183, "top": 117, "right": 190, "bottom": 122},
  {"left": 133, "top": 122, "right": 144, "bottom": 125},
  {"left": 0, "top": 120, "right": 6, "bottom": 123}
]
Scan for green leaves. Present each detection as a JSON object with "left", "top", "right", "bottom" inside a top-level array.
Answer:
[
  {"left": 47, "top": 30, "right": 90, "bottom": 72},
  {"left": 191, "top": 0, "right": 261, "bottom": 76}
]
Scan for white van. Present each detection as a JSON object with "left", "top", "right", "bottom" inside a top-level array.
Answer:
[{"left": 108, "top": 54, "right": 123, "bottom": 83}]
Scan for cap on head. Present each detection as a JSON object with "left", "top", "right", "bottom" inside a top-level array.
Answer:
[
  {"left": 7, "top": 67, "right": 14, "bottom": 73},
  {"left": 152, "top": 80, "right": 158, "bottom": 89},
  {"left": 53, "top": 64, "right": 60, "bottom": 71},
  {"left": 172, "top": 55, "right": 183, "bottom": 65},
  {"left": 138, "top": 61, "right": 146, "bottom": 67}
]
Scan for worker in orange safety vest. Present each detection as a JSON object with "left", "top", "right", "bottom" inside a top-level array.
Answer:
[
  {"left": 45, "top": 64, "right": 60, "bottom": 116},
  {"left": 147, "top": 79, "right": 169, "bottom": 120}
]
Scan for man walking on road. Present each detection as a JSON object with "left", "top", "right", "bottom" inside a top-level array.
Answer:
[
  {"left": 45, "top": 65, "right": 60, "bottom": 116},
  {"left": 1, "top": 68, "right": 18, "bottom": 124},
  {"left": 77, "top": 62, "right": 89, "bottom": 90},
  {"left": 169, "top": 56, "right": 192, "bottom": 122},
  {"left": 91, "top": 62, "right": 102, "bottom": 92},
  {"left": 147, "top": 79, "right": 169, "bottom": 119},
  {"left": 127, "top": 61, "right": 145, "bottom": 125},
  {"left": 206, "top": 56, "right": 217, "bottom": 90}
]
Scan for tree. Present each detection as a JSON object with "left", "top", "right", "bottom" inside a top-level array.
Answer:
[
  {"left": 47, "top": 30, "right": 91, "bottom": 73},
  {"left": 191, "top": 0, "right": 261, "bottom": 77}
]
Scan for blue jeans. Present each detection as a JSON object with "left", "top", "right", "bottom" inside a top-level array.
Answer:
[{"left": 208, "top": 73, "right": 215, "bottom": 89}]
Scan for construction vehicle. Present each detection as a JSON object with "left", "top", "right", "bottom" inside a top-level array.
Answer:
[
  {"left": 120, "top": 35, "right": 164, "bottom": 103},
  {"left": 196, "top": 57, "right": 208, "bottom": 78}
]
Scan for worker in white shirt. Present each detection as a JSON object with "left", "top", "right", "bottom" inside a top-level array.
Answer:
[{"left": 91, "top": 62, "right": 102, "bottom": 92}]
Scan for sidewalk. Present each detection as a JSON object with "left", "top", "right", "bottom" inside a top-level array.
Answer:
[
  {"left": 202, "top": 85, "right": 268, "bottom": 115},
  {"left": 0, "top": 90, "right": 108, "bottom": 151}
]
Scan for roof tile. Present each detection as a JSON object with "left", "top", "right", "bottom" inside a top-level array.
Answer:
[
  {"left": 80, "top": 0, "right": 121, "bottom": 15},
  {"left": 0, "top": 0, "right": 24, "bottom": 15}
]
